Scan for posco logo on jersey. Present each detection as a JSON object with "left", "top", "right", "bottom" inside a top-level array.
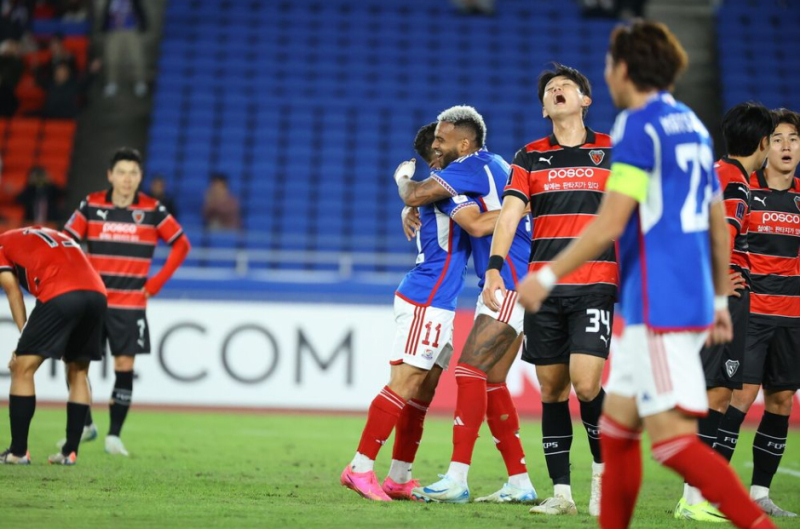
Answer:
[
  {"left": 102, "top": 222, "right": 138, "bottom": 234},
  {"left": 763, "top": 212, "right": 800, "bottom": 224},
  {"left": 548, "top": 168, "right": 594, "bottom": 181}
]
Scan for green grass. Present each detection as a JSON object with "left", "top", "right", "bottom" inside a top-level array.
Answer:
[{"left": 0, "top": 408, "right": 799, "bottom": 528}]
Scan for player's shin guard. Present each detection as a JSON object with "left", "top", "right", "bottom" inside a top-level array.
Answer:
[
  {"left": 356, "top": 386, "right": 405, "bottom": 460},
  {"left": 715, "top": 405, "right": 746, "bottom": 462},
  {"left": 542, "top": 400, "right": 573, "bottom": 485},
  {"left": 598, "top": 415, "right": 642, "bottom": 529},
  {"left": 391, "top": 398, "right": 429, "bottom": 464},
  {"left": 451, "top": 364, "right": 487, "bottom": 466},
  {"left": 486, "top": 383, "right": 527, "bottom": 476},
  {"left": 653, "top": 435, "right": 775, "bottom": 529},
  {"left": 9, "top": 395, "right": 35, "bottom": 457},
  {"left": 63, "top": 402, "right": 90, "bottom": 455},
  {"left": 108, "top": 371, "right": 133, "bottom": 437},
  {"left": 579, "top": 388, "right": 605, "bottom": 464},
  {"left": 752, "top": 411, "right": 789, "bottom": 489}
]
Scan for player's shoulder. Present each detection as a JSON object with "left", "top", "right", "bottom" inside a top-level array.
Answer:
[
  {"left": 715, "top": 158, "right": 747, "bottom": 184},
  {"left": 792, "top": 177, "right": 800, "bottom": 193},
  {"left": 85, "top": 190, "right": 110, "bottom": 206},
  {"left": 135, "top": 192, "right": 160, "bottom": 209},
  {"left": 523, "top": 136, "right": 553, "bottom": 154},
  {"left": 587, "top": 130, "right": 613, "bottom": 148}
]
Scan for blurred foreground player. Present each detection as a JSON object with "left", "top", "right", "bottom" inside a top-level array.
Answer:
[
  {"left": 0, "top": 227, "right": 107, "bottom": 466},
  {"left": 715, "top": 108, "right": 800, "bottom": 518},
  {"left": 678, "top": 102, "right": 775, "bottom": 520},
  {"left": 517, "top": 21, "right": 775, "bottom": 529},
  {"left": 64, "top": 148, "right": 190, "bottom": 456}
]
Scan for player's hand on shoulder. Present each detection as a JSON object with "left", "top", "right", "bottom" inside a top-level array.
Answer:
[
  {"left": 401, "top": 206, "right": 421, "bottom": 241},
  {"left": 394, "top": 158, "right": 416, "bottom": 185},
  {"left": 482, "top": 270, "right": 506, "bottom": 312}
]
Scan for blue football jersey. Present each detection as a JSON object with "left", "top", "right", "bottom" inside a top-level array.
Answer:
[
  {"left": 432, "top": 150, "right": 531, "bottom": 289},
  {"left": 609, "top": 92, "right": 721, "bottom": 330},
  {"left": 395, "top": 195, "right": 473, "bottom": 311}
]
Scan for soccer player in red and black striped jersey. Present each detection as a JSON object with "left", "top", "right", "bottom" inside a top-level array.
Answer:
[
  {"left": 64, "top": 148, "right": 191, "bottom": 456},
  {"left": 484, "top": 64, "right": 614, "bottom": 515},
  {"left": 0, "top": 227, "right": 107, "bottom": 466},
  {"left": 716, "top": 109, "right": 800, "bottom": 517},
  {"left": 678, "top": 102, "right": 774, "bottom": 519}
]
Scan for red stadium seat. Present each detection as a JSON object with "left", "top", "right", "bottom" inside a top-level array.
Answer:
[
  {"left": 38, "top": 137, "right": 73, "bottom": 157},
  {"left": 42, "top": 120, "right": 77, "bottom": 139},
  {"left": 9, "top": 118, "right": 42, "bottom": 138},
  {"left": 14, "top": 76, "right": 46, "bottom": 115},
  {"left": 0, "top": 169, "right": 28, "bottom": 199},
  {"left": 63, "top": 37, "right": 89, "bottom": 72},
  {"left": 0, "top": 204, "right": 24, "bottom": 223}
]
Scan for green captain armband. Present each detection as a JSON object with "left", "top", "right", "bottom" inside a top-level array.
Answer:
[{"left": 606, "top": 163, "right": 649, "bottom": 203}]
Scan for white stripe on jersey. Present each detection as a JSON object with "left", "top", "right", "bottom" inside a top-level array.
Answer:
[{"left": 642, "top": 123, "right": 664, "bottom": 234}]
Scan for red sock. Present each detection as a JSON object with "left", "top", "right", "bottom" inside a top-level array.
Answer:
[
  {"left": 451, "top": 363, "right": 487, "bottom": 465},
  {"left": 356, "top": 386, "right": 405, "bottom": 460},
  {"left": 653, "top": 435, "right": 776, "bottom": 529},
  {"left": 598, "top": 415, "right": 642, "bottom": 529},
  {"left": 392, "top": 398, "right": 430, "bottom": 463},
  {"left": 486, "top": 383, "right": 527, "bottom": 476}
]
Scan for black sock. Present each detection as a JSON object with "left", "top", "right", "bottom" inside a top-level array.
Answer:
[
  {"left": 542, "top": 400, "right": 572, "bottom": 486},
  {"left": 62, "top": 402, "right": 90, "bottom": 456},
  {"left": 752, "top": 411, "right": 789, "bottom": 488},
  {"left": 579, "top": 388, "right": 605, "bottom": 464},
  {"left": 84, "top": 407, "right": 93, "bottom": 427},
  {"left": 9, "top": 395, "right": 36, "bottom": 457},
  {"left": 108, "top": 370, "right": 133, "bottom": 437},
  {"left": 714, "top": 405, "right": 746, "bottom": 462},
  {"left": 697, "top": 409, "right": 724, "bottom": 448}
]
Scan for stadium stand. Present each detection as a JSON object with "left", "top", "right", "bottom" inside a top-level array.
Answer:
[
  {"left": 716, "top": 0, "right": 800, "bottom": 113},
  {"left": 148, "top": 0, "right": 620, "bottom": 302}
]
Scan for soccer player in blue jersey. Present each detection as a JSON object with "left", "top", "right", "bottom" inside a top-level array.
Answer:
[
  {"left": 391, "top": 106, "right": 538, "bottom": 503},
  {"left": 341, "top": 122, "right": 506, "bottom": 502},
  {"left": 517, "top": 21, "right": 776, "bottom": 529}
]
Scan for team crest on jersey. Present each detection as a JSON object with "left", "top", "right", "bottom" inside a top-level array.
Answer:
[
  {"left": 589, "top": 150, "right": 605, "bottom": 166},
  {"left": 725, "top": 359, "right": 740, "bottom": 378},
  {"left": 794, "top": 196, "right": 800, "bottom": 213},
  {"left": 421, "top": 349, "right": 434, "bottom": 361},
  {"left": 132, "top": 210, "right": 145, "bottom": 224}
]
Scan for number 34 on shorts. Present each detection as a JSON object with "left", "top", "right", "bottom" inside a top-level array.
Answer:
[{"left": 390, "top": 296, "right": 455, "bottom": 371}]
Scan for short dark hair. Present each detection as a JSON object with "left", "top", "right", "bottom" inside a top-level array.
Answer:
[
  {"left": 109, "top": 147, "right": 143, "bottom": 171},
  {"left": 722, "top": 102, "right": 775, "bottom": 157},
  {"left": 210, "top": 173, "right": 228, "bottom": 184},
  {"left": 608, "top": 21, "right": 688, "bottom": 92},
  {"left": 772, "top": 108, "right": 800, "bottom": 135},
  {"left": 537, "top": 63, "right": 592, "bottom": 118},
  {"left": 413, "top": 122, "right": 438, "bottom": 163}
]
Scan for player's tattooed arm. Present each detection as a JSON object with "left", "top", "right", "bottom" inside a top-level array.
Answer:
[
  {"left": 0, "top": 271, "right": 26, "bottom": 331},
  {"left": 397, "top": 177, "right": 453, "bottom": 207}
]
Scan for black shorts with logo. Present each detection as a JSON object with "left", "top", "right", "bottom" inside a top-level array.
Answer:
[
  {"left": 16, "top": 290, "right": 107, "bottom": 362},
  {"left": 742, "top": 316, "right": 800, "bottom": 391},
  {"left": 521, "top": 294, "right": 615, "bottom": 365},
  {"left": 104, "top": 308, "right": 150, "bottom": 356},
  {"left": 701, "top": 289, "right": 749, "bottom": 390}
]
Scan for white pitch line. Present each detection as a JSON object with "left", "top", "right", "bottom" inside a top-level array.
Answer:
[{"left": 745, "top": 462, "right": 800, "bottom": 479}]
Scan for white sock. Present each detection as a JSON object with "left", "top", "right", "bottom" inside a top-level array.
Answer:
[
  {"left": 592, "top": 461, "right": 605, "bottom": 476},
  {"left": 388, "top": 460, "right": 413, "bottom": 484},
  {"left": 350, "top": 452, "right": 374, "bottom": 473},
  {"left": 683, "top": 484, "right": 705, "bottom": 506},
  {"left": 750, "top": 485, "right": 770, "bottom": 501},
  {"left": 508, "top": 472, "right": 533, "bottom": 490},
  {"left": 446, "top": 462, "right": 470, "bottom": 486},
  {"left": 554, "top": 484, "right": 573, "bottom": 502}
]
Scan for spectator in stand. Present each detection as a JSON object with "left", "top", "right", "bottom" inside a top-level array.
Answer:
[
  {"left": 60, "top": 0, "right": 89, "bottom": 21},
  {"left": 0, "top": 0, "right": 31, "bottom": 42},
  {"left": 16, "top": 166, "right": 65, "bottom": 224},
  {"left": 148, "top": 175, "right": 177, "bottom": 218},
  {"left": 102, "top": 0, "right": 147, "bottom": 98},
  {"left": 32, "top": 33, "right": 77, "bottom": 86},
  {"left": 203, "top": 174, "right": 240, "bottom": 231},
  {"left": 0, "top": 38, "right": 23, "bottom": 116},
  {"left": 38, "top": 59, "right": 97, "bottom": 118}
]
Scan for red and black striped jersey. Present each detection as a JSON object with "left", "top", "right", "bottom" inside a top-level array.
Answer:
[
  {"left": 747, "top": 170, "right": 800, "bottom": 325},
  {"left": 0, "top": 227, "right": 106, "bottom": 302},
  {"left": 716, "top": 157, "right": 751, "bottom": 283},
  {"left": 504, "top": 128, "right": 617, "bottom": 297},
  {"left": 64, "top": 190, "right": 184, "bottom": 310}
]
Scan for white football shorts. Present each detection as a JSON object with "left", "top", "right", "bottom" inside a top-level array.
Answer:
[
  {"left": 390, "top": 296, "right": 455, "bottom": 371},
  {"left": 606, "top": 324, "right": 709, "bottom": 418},
  {"left": 474, "top": 289, "right": 524, "bottom": 335}
]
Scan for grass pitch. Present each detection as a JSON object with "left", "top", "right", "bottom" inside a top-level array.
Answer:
[{"left": 0, "top": 407, "right": 799, "bottom": 528}]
